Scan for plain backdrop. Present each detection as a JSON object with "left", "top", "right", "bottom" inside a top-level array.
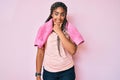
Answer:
[{"left": 0, "top": 0, "right": 120, "bottom": 80}]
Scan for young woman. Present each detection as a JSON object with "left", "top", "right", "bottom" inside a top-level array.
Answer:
[{"left": 34, "top": 2, "right": 84, "bottom": 80}]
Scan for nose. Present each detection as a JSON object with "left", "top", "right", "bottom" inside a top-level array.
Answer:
[{"left": 58, "top": 15, "right": 61, "bottom": 20}]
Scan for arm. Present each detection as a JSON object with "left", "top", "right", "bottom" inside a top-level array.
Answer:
[
  {"left": 53, "top": 24, "right": 77, "bottom": 55},
  {"left": 36, "top": 47, "right": 45, "bottom": 80},
  {"left": 58, "top": 31, "right": 77, "bottom": 55}
]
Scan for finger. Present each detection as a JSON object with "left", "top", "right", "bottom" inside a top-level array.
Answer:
[
  {"left": 59, "top": 23, "right": 62, "bottom": 27},
  {"left": 55, "top": 23, "right": 62, "bottom": 28}
]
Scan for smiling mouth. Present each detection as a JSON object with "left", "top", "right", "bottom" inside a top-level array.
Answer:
[{"left": 56, "top": 20, "right": 62, "bottom": 23}]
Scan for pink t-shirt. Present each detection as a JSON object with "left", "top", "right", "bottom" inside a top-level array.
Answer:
[{"left": 43, "top": 32, "right": 74, "bottom": 72}]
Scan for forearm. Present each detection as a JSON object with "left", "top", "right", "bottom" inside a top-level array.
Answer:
[
  {"left": 36, "top": 47, "right": 44, "bottom": 73},
  {"left": 58, "top": 31, "right": 77, "bottom": 55}
]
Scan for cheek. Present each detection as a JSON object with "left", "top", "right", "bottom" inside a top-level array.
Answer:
[
  {"left": 61, "top": 16, "right": 65, "bottom": 20},
  {"left": 60, "top": 17, "right": 65, "bottom": 23},
  {"left": 62, "top": 17, "right": 65, "bottom": 21},
  {"left": 52, "top": 18, "right": 56, "bottom": 22}
]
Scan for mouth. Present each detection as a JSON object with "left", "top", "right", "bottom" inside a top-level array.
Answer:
[{"left": 56, "top": 20, "right": 63, "bottom": 23}]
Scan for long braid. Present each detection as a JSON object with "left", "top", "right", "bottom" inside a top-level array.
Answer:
[{"left": 45, "top": 2, "right": 68, "bottom": 56}]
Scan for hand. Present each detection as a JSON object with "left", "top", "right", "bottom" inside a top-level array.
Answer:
[
  {"left": 36, "top": 77, "right": 41, "bottom": 80},
  {"left": 53, "top": 22, "right": 62, "bottom": 34}
]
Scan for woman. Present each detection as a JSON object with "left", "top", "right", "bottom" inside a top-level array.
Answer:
[{"left": 34, "top": 2, "right": 84, "bottom": 80}]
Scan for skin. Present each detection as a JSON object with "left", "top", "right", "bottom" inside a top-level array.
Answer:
[
  {"left": 36, "top": 7, "right": 77, "bottom": 80},
  {"left": 52, "top": 7, "right": 77, "bottom": 55}
]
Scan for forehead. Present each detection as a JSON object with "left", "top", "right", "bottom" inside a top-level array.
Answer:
[{"left": 53, "top": 7, "right": 65, "bottom": 13}]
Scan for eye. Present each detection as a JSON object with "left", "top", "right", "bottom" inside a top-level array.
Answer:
[
  {"left": 61, "top": 13, "right": 65, "bottom": 17},
  {"left": 54, "top": 12, "right": 59, "bottom": 16}
]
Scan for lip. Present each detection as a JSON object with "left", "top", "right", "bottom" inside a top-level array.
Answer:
[
  {"left": 55, "top": 21, "right": 62, "bottom": 23},
  {"left": 57, "top": 22, "right": 61, "bottom": 23},
  {"left": 56, "top": 20, "right": 63, "bottom": 22}
]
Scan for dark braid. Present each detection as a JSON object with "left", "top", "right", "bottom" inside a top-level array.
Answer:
[{"left": 45, "top": 2, "right": 68, "bottom": 56}]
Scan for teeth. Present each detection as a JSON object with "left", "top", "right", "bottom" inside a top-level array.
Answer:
[{"left": 57, "top": 21, "right": 60, "bottom": 23}]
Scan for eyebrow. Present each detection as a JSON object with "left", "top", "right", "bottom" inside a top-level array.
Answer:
[{"left": 54, "top": 11, "right": 65, "bottom": 14}]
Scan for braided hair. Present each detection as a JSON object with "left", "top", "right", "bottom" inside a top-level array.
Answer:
[{"left": 45, "top": 2, "right": 68, "bottom": 56}]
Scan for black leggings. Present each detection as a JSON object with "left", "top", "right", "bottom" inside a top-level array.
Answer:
[{"left": 43, "top": 66, "right": 76, "bottom": 80}]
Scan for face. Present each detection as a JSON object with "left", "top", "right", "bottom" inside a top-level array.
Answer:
[{"left": 52, "top": 7, "right": 66, "bottom": 25}]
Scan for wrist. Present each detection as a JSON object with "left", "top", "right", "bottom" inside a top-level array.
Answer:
[
  {"left": 35, "top": 72, "right": 41, "bottom": 77},
  {"left": 57, "top": 30, "right": 63, "bottom": 36}
]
